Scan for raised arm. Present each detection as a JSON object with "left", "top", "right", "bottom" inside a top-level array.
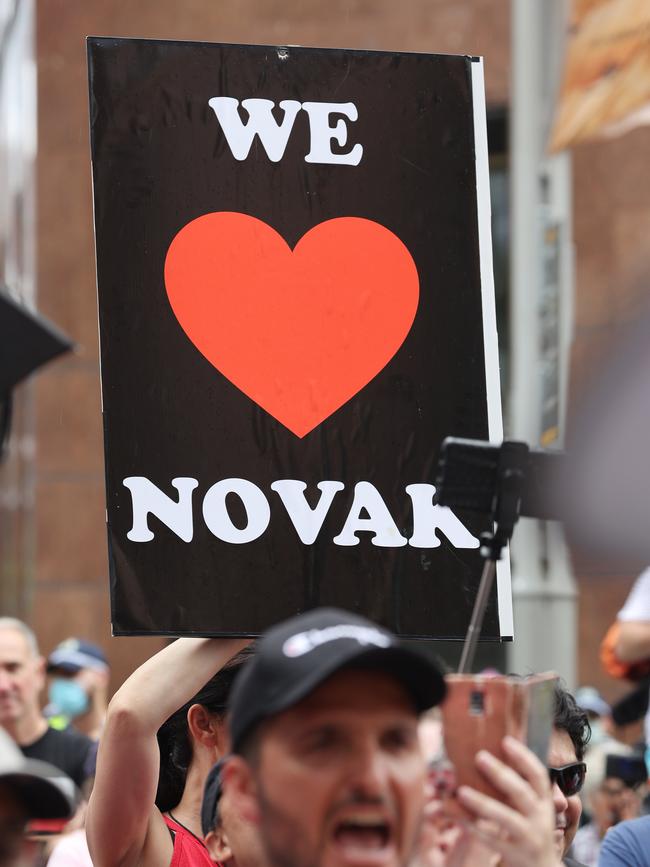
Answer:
[
  {"left": 615, "top": 570, "right": 650, "bottom": 663},
  {"left": 86, "top": 637, "right": 249, "bottom": 867},
  {"left": 615, "top": 620, "right": 650, "bottom": 663}
]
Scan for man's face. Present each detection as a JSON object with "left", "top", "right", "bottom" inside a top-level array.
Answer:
[
  {"left": 206, "top": 780, "right": 267, "bottom": 867},
  {"left": 0, "top": 629, "right": 44, "bottom": 728},
  {"left": 547, "top": 727, "right": 582, "bottom": 858},
  {"left": 591, "top": 778, "right": 640, "bottom": 835},
  {"left": 242, "top": 669, "right": 426, "bottom": 867}
]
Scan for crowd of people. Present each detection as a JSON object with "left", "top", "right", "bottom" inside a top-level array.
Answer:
[{"left": 2, "top": 588, "right": 650, "bottom": 867}]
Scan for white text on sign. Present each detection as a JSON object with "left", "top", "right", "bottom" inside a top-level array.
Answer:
[
  {"left": 207, "top": 98, "right": 363, "bottom": 165},
  {"left": 122, "top": 477, "right": 479, "bottom": 549}
]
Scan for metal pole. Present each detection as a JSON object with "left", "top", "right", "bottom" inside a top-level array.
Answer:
[
  {"left": 458, "top": 558, "right": 497, "bottom": 674},
  {"left": 508, "top": 0, "right": 577, "bottom": 687}
]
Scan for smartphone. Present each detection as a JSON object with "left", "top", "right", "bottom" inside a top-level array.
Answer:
[{"left": 441, "top": 672, "right": 558, "bottom": 808}]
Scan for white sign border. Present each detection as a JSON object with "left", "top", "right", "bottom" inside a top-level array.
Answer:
[{"left": 470, "top": 57, "right": 513, "bottom": 640}]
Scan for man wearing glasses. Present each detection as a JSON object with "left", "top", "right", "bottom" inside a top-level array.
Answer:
[
  {"left": 410, "top": 682, "right": 590, "bottom": 866},
  {"left": 548, "top": 686, "right": 591, "bottom": 866}
]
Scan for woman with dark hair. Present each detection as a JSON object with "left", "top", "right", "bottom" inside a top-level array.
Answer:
[{"left": 86, "top": 638, "right": 251, "bottom": 867}]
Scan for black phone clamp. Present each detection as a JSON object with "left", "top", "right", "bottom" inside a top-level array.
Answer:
[
  {"left": 455, "top": 440, "right": 528, "bottom": 674},
  {"left": 435, "top": 436, "right": 566, "bottom": 672},
  {"left": 478, "top": 440, "right": 528, "bottom": 562}
]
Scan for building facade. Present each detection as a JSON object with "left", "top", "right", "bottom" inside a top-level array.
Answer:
[{"left": 0, "top": 0, "right": 647, "bottom": 695}]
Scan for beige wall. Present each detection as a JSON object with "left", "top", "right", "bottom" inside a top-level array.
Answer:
[{"left": 26, "top": 0, "right": 650, "bottom": 696}]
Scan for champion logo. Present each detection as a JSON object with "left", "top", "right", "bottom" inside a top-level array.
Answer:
[{"left": 282, "top": 624, "right": 392, "bottom": 658}]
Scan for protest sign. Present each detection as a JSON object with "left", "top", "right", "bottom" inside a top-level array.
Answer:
[{"left": 88, "top": 38, "right": 510, "bottom": 638}]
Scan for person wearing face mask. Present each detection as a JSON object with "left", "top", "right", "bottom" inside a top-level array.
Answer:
[{"left": 45, "top": 638, "right": 110, "bottom": 740}]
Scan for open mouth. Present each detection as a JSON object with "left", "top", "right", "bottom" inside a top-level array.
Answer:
[{"left": 333, "top": 814, "right": 394, "bottom": 863}]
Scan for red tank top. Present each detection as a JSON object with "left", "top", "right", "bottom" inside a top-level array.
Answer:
[{"left": 164, "top": 814, "right": 217, "bottom": 866}]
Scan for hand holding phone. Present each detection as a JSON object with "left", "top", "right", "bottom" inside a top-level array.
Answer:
[{"left": 441, "top": 673, "right": 557, "bottom": 804}]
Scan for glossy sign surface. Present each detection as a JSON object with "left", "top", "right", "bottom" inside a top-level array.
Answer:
[{"left": 88, "top": 38, "right": 506, "bottom": 638}]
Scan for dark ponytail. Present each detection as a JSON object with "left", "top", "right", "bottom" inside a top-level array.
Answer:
[{"left": 155, "top": 645, "right": 253, "bottom": 812}]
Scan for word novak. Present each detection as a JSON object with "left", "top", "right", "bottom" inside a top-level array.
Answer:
[
  {"left": 208, "top": 97, "right": 363, "bottom": 165},
  {"left": 123, "top": 477, "right": 479, "bottom": 549}
]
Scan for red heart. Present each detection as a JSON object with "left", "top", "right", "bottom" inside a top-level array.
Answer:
[{"left": 164, "top": 212, "right": 419, "bottom": 437}]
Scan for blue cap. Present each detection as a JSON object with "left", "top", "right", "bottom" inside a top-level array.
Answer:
[{"left": 47, "top": 638, "right": 108, "bottom": 674}]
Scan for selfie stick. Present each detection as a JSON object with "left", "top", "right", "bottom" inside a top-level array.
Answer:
[{"left": 454, "top": 441, "right": 527, "bottom": 674}]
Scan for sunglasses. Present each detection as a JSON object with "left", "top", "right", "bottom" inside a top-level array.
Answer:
[{"left": 548, "top": 762, "right": 586, "bottom": 797}]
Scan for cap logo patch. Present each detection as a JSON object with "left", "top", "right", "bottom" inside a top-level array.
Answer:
[{"left": 282, "top": 624, "right": 392, "bottom": 657}]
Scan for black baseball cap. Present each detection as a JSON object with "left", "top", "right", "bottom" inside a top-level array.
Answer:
[
  {"left": 201, "top": 757, "right": 226, "bottom": 837},
  {"left": 605, "top": 753, "right": 647, "bottom": 788},
  {"left": 228, "top": 607, "right": 446, "bottom": 753}
]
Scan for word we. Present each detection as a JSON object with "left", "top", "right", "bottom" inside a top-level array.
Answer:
[
  {"left": 123, "top": 477, "right": 479, "bottom": 549},
  {"left": 207, "top": 97, "right": 363, "bottom": 165}
]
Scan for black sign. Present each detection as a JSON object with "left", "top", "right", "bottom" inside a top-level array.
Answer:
[{"left": 88, "top": 38, "right": 509, "bottom": 639}]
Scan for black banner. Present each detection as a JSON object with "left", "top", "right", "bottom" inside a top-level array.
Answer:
[{"left": 88, "top": 38, "right": 509, "bottom": 638}]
